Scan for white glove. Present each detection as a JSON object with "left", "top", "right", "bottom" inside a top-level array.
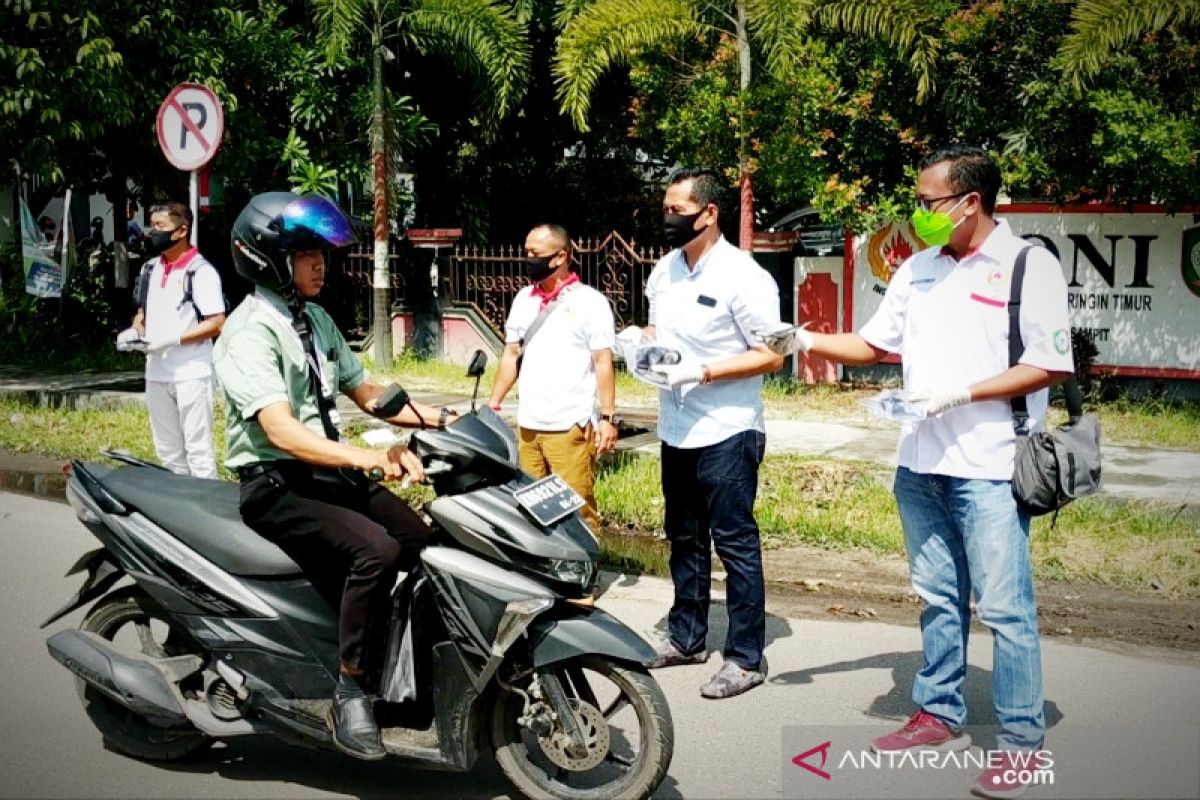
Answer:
[
  {"left": 651, "top": 361, "right": 706, "bottom": 389},
  {"left": 616, "top": 325, "right": 650, "bottom": 346},
  {"left": 756, "top": 322, "right": 814, "bottom": 356},
  {"left": 614, "top": 326, "right": 644, "bottom": 365},
  {"left": 115, "top": 327, "right": 147, "bottom": 353},
  {"left": 144, "top": 334, "right": 181, "bottom": 354},
  {"left": 909, "top": 387, "right": 973, "bottom": 416}
]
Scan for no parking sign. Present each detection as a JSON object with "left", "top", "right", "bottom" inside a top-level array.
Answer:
[
  {"left": 155, "top": 83, "right": 224, "bottom": 244},
  {"left": 156, "top": 83, "right": 224, "bottom": 170}
]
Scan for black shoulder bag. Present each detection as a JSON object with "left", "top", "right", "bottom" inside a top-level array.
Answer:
[{"left": 1008, "top": 246, "right": 1102, "bottom": 517}]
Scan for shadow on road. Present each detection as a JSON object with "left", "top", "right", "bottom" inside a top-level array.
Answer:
[
  {"left": 769, "top": 650, "right": 1063, "bottom": 748},
  {"left": 137, "top": 736, "right": 509, "bottom": 798},
  {"left": 643, "top": 597, "right": 795, "bottom": 655},
  {"left": 136, "top": 738, "right": 681, "bottom": 800},
  {"left": 136, "top": 734, "right": 684, "bottom": 799}
]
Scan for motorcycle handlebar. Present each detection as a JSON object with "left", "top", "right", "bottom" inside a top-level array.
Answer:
[{"left": 365, "top": 457, "right": 454, "bottom": 485}]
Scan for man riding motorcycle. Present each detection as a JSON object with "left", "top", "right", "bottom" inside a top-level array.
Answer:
[{"left": 214, "top": 192, "right": 455, "bottom": 760}]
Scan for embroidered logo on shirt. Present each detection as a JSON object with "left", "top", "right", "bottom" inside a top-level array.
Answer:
[
  {"left": 1054, "top": 329, "right": 1070, "bottom": 354},
  {"left": 987, "top": 268, "right": 1006, "bottom": 286}
]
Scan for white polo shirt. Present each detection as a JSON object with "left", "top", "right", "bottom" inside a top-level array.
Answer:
[
  {"left": 647, "top": 236, "right": 782, "bottom": 449},
  {"left": 505, "top": 280, "right": 615, "bottom": 431},
  {"left": 859, "top": 220, "right": 1074, "bottom": 480},
  {"left": 143, "top": 248, "right": 224, "bottom": 383}
]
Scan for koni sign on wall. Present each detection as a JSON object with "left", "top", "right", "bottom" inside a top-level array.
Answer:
[{"left": 848, "top": 205, "right": 1200, "bottom": 378}]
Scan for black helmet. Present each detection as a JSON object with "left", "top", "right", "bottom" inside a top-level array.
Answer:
[{"left": 230, "top": 192, "right": 356, "bottom": 291}]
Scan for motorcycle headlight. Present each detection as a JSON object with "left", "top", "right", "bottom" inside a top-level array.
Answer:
[{"left": 548, "top": 558, "right": 595, "bottom": 588}]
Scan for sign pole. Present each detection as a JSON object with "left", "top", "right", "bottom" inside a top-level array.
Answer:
[{"left": 188, "top": 170, "right": 199, "bottom": 246}]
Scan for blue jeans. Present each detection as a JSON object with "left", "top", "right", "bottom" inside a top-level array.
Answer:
[
  {"left": 893, "top": 467, "right": 1045, "bottom": 750},
  {"left": 661, "top": 430, "right": 766, "bottom": 670}
]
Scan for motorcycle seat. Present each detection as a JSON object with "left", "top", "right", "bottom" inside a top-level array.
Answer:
[{"left": 100, "top": 466, "right": 302, "bottom": 577}]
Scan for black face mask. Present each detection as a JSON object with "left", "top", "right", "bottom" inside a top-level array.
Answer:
[
  {"left": 146, "top": 227, "right": 181, "bottom": 256},
  {"left": 663, "top": 210, "right": 705, "bottom": 248},
  {"left": 525, "top": 254, "right": 557, "bottom": 282}
]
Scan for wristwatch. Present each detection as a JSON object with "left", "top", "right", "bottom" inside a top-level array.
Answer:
[
  {"left": 599, "top": 412, "right": 621, "bottom": 426},
  {"left": 438, "top": 407, "right": 459, "bottom": 429}
]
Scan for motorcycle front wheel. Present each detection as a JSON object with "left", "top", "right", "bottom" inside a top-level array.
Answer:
[
  {"left": 77, "top": 587, "right": 211, "bottom": 761},
  {"left": 491, "top": 655, "right": 673, "bottom": 800}
]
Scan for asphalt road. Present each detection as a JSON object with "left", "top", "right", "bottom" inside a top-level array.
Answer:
[{"left": 1, "top": 492, "right": 1197, "bottom": 800}]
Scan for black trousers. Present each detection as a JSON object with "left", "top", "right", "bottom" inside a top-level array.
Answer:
[
  {"left": 239, "top": 461, "right": 431, "bottom": 678},
  {"left": 661, "top": 429, "right": 767, "bottom": 670}
]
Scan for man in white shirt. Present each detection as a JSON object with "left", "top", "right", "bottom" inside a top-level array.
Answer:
[
  {"left": 765, "top": 146, "right": 1073, "bottom": 799},
  {"left": 642, "top": 168, "right": 785, "bottom": 700},
  {"left": 488, "top": 223, "right": 618, "bottom": 533},
  {"left": 131, "top": 201, "right": 226, "bottom": 478}
]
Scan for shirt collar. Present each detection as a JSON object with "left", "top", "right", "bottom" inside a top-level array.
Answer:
[
  {"left": 674, "top": 235, "right": 729, "bottom": 278},
  {"left": 530, "top": 271, "right": 580, "bottom": 309},
  {"left": 255, "top": 286, "right": 298, "bottom": 317},
  {"left": 159, "top": 246, "right": 199, "bottom": 285},
  {"left": 939, "top": 219, "right": 1012, "bottom": 265}
]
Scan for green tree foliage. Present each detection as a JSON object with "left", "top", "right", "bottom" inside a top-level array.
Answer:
[
  {"left": 1056, "top": 0, "right": 1200, "bottom": 95},
  {"left": 617, "top": 0, "right": 1198, "bottom": 230},
  {"left": 407, "top": 0, "right": 656, "bottom": 243},
  {"left": 933, "top": 0, "right": 1199, "bottom": 206},
  {"left": 629, "top": 34, "right": 920, "bottom": 231},
  {"left": 554, "top": 0, "right": 949, "bottom": 237}
]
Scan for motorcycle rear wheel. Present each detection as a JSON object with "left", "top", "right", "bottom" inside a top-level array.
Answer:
[
  {"left": 491, "top": 655, "right": 673, "bottom": 800},
  {"left": 77, "top": 588, "right": 211, "bottom": 761}
]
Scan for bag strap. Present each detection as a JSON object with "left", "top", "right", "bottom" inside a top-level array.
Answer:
[
  {"left": 291, "top": 307, "right": 342, "bottom": 442},
  {"left": 178, "top": 267, "right": 201, "bottom": 320},
  {"left": 1008, "top": 245, "right": 1084, "bottom": 433},
  {"left": 1007, "top": 246, "right": 1032, "bottom": 433},
  {"left": 136, "top": 260, "right": 154, "bottom": 311},
  {"left": 519, "top": 285, "right": 575, "bottom": 355}
]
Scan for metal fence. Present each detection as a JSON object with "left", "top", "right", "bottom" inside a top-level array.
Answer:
[
  {"left": 337, "top": 243, "right": 410, "bottom": 335},
  {"left": 450, "top": 231, "right": 667, "bottom": 337},
  {"left": 339, "top": 232, "right": 666, "bottom": 341}
]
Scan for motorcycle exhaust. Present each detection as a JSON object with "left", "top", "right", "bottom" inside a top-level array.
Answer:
[{"left": 46, "top": 630, "right": 192, "bottom": 728}]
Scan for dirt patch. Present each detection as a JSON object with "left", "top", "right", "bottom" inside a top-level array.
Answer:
[{"left": 757, "top": 545, "right": 1200, "bottom": 657}]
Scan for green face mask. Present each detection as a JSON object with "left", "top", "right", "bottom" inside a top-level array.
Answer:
[{"left": 911, "top": 195, "right": 968, "bottom": 247}]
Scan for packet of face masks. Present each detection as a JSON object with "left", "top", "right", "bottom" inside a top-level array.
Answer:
[{"left": 862, "top": 389, "right": 928, "bottom": 424}]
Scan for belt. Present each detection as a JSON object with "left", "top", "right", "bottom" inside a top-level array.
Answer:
[
  {"left": 236, "top": 460, "right": 367, "bottom": 490},
  {"left": 235, "top": 460, "right": 296, "bottom": 481}
]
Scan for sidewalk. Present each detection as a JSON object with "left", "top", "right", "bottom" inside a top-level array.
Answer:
[{"left": 1, "top": 369, "right": 1197, "bottom": 507}]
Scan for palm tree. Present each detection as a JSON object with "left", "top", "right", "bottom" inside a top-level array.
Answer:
[
  {"left": 1056, "top": 0, "right": 1200, "bottom": 95},
  {"left": 553, "top": 0, "right": 941, "bottom": 249},
  {"left": 313, "top": 0, "right": 529, "bottom": 365}
]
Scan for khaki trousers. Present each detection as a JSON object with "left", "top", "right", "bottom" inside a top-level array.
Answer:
[{"left": 518, "top": 423, "right": 600, "bottom": 534}]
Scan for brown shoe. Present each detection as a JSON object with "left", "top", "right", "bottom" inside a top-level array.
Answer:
[{"left": 647, "top": 640, "right": 706, "bottom": 669}]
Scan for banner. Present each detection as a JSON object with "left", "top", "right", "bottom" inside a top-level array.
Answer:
[
  {"left": 19, "top": 197, "right": 62, "bottom": 298},
  {"left": 850, "top": 207, "right": 1200, "bottom": 376}
]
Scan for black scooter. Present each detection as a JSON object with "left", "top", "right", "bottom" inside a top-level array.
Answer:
[{"left": 43, "top": 350, "right": 674, "bottom": 800}]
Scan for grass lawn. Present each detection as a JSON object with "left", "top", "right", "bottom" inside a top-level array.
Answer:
[
  {"left": 595, "top": 452, "right": 1200, "bottom": 598},
  {"left": 373, "top": 356, "right": 1200, "bottom": 449},
  {"left": 5, "top": 395, "right": 1194, "bottom": 599}
]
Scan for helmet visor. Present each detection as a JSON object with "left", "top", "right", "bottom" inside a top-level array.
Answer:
[{"left": 278, "top": 195, "right": 355, "bottom": 250}]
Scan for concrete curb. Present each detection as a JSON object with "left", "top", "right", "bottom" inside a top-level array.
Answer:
[{"left": 0, "top": 454, "right": 70, "bottom": 501}]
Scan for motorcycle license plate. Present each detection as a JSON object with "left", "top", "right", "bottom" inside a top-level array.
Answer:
[{"left": 512, "top": 474, "right": 585, "bottom": 526}]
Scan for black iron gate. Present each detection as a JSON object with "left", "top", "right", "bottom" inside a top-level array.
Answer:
[{"left": 450, "top": 232, "right": 666, "bottom": 338}]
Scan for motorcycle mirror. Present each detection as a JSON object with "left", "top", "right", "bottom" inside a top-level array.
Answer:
[
  {"left": 466, "top": 350, "right": 487, "bottom": 378},
  {"left": 373, "top": 384, "right": 410, "bottom": 418},
  {"left": 467, "top": 349, "right": 487, "bottom": 412}
]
